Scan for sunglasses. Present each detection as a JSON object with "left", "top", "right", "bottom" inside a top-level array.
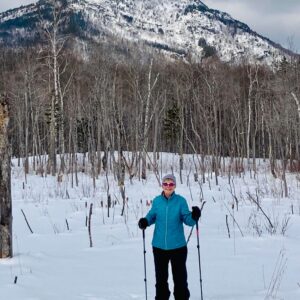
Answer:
[{"left": 162, "top": 182, "right": 175, "bottom": 187}]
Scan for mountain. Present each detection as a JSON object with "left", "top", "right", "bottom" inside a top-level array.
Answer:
[{"left": 0, "top": 0, "right": 292, "bottom": 65}]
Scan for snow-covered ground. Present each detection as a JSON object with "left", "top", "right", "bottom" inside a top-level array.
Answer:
[{"left": 1, "top": 154, "right": 300, "bottom": 299}]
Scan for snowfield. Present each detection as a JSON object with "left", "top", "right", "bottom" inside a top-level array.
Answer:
[{"left": 1, "top": 154, "right": 300, "bottom": 300}]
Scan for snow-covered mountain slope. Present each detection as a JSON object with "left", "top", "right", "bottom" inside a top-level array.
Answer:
[{"left": 0, "top": 0, "right": 292, "bottom": 65}]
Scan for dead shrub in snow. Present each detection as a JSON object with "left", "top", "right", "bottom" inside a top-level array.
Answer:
[
  {"left": 265, "top": 248, "right": 287, "bottom": 300},
  {"left": 248, "top": 210, "right": 291, "bottom": 237}
]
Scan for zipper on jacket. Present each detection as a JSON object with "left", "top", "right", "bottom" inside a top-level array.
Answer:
[{"left": 165, "top": 201, "right": 169, "bottom": 249}]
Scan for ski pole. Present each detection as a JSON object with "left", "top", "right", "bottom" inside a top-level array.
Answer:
[
  {"left": 142, "top": 229, "right": 148, "bottom": 300},
  {"left": 188, "top": 202, "right": 206, "bottom": 245},
  {"left": 196, "top": 221, "right": 204, "bottom": 300}
]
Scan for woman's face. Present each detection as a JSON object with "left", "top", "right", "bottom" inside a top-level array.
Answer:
[{"left": 162, "top": 179, "right": 176, "bottom": 197}]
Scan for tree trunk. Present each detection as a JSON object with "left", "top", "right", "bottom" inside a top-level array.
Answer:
[
  {"left": 141, "top": 59, "right": 159, "bottom": 179},
  {"left": 0, "top": 98, "right": 12, "bottom": 258}
]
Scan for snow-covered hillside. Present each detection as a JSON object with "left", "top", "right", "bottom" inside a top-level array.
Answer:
[
  {"left": 1, "top": 153, "right": 300, "bottom": 299},
  {"left": 0, "top": 0, "right": 291, "bottom": 64}
]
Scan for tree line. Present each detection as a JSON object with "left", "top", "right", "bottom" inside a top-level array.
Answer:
[{"left": 0, "top": 32, "right": 300, "bottom": 185}]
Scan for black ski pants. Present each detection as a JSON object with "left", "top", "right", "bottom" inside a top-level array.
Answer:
[{"left": 153, "top": 246, "right": 190, "bottom": 300}]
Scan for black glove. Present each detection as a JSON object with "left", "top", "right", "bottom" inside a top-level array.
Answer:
[
  {"left": 192, "top": 206, "right": 201, "bottom": 221},
  {"left": 138, "top": 218, "right": 148, "bottom": 230}
]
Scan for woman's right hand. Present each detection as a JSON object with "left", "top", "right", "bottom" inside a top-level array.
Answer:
[{"left": 138, "top": 218, "right": 148, "bottom": 230}]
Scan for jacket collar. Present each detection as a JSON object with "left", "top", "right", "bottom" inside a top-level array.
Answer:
[{"left": 162, "top": 191, "right": 175, "bottom": 200}]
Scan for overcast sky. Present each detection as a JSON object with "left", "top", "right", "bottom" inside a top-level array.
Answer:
[
  {"left": 0, "top": 0, "right": 299, "bottom": 52},
  {"left": 205, "top": 0, "right": 300, "bottom": 52}
]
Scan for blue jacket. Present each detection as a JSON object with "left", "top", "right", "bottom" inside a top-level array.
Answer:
[{"left": 145, "top": 192, "right": 196, "bottom": 250}]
